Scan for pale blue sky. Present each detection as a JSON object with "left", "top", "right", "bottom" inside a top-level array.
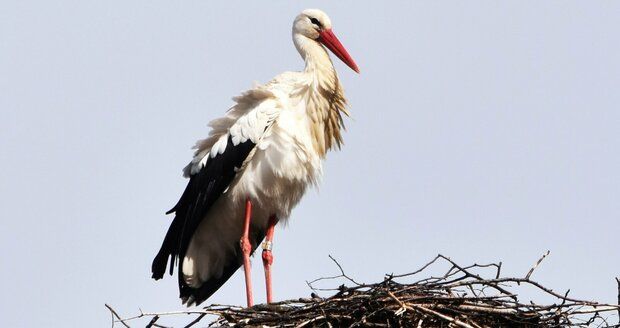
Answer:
[{"left": 1, "top": 1, "right": 619, "bottom": 326}]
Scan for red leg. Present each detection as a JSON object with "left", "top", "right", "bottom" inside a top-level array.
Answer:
[
  {"left": 262, "top": 215, "right": 277, "bottom": 303},
  {"left": 240, "top": 199, "right": 253, "bottom": 307}
]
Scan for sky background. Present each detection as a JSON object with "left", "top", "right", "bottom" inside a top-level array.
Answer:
[{"left": 1, "top": 1, "right": 619, "bottom": 326}]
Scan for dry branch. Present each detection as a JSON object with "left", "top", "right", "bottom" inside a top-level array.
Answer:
[{"left": 108, "top": 254, "right": 620, "bottom": 327}]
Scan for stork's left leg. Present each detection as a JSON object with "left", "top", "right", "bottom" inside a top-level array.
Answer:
[
  {"left": 262, "top": 215, "right": 277, "bottom": 303},
  {"left": 240, "top": 199, "right": 254, "bottom": 307}
]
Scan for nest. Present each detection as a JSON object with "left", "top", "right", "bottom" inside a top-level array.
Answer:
[{"left": 108, "top": 253, "right": 620, "bottom": 327}]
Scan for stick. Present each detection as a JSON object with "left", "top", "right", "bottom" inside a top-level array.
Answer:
[{"left": 526, "top": 250, "right": 550, "bottom": 280}]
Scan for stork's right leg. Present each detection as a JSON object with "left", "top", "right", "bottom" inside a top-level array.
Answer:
[
  {"left": 240, "top": 199, "right": 254, "bottom": 307},
  {"left": 262, "top": 215, "right": 277, "bottom": 303}
]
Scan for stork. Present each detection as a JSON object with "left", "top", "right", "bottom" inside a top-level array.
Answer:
[{"left": 151, "top": 9, "right": 359, "bottom": 307}]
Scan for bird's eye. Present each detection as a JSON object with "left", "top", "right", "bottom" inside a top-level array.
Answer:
[{"left": 309, "top": 17, "right": 322, "bottom": 28}]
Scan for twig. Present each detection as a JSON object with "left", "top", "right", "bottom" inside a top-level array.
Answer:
[
  {"left": 408, "top": 304, "right": 475, "bottom": 328},
  {"left": 327, "top": 254, "right": 364, "bottom": 286},
  {"left": 105, "top": 304, "right": 130, "bottom": 328},
  {"left": 183, "top": 313, "right": 206, "bottom": 328},
  {"left": 526, "top": 250, "right": 550, "bottom": 280},
  {"left": 295, "top": 315, "right": 326, "bottom": 327},
  {"left": 145, "top": 315, "right": 159, "bottom": 328}
]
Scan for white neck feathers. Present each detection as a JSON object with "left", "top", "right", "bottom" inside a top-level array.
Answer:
[{"left": 293, "top": 34, "right": 349, "bottom": 157}]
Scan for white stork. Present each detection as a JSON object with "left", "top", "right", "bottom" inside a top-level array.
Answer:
[{"left": 151, "top": 9, "right": 359, "bottom": 307}]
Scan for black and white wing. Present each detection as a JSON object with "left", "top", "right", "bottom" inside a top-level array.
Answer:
[{"left": 151, "top": 87, "right": 279, "bottom": 304}]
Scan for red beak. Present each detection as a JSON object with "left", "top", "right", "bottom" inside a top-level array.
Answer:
[{"left": 318, "top": 29, "right": 360, "bottom": 73}]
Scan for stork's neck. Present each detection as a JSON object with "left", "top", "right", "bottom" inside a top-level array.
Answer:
[
  {"left": 293, "top": 34, "right": 336, "bottom": 83},
  {"left": 293, "top": 33, "right": 348, "bottom": 157}
]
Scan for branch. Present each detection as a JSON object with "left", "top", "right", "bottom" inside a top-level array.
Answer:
[
  {"left": 104, "top": 304, "right": 130, "bottom": 328},
  {"left": 526, "top": 250, "right": 550, "bottom": 280}
]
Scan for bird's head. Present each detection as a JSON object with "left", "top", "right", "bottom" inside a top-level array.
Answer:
[{"left": 293, "top": 9, "right": 360, "bottom": 73}]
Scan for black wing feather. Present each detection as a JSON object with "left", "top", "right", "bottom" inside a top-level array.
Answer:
[{"left": 151, "top": 136, "right": 256, "bottom": 303}]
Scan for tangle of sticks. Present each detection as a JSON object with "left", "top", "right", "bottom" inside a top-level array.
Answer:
[{"left": 107, "top": 253, "right": 620, "bottom": 327}]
